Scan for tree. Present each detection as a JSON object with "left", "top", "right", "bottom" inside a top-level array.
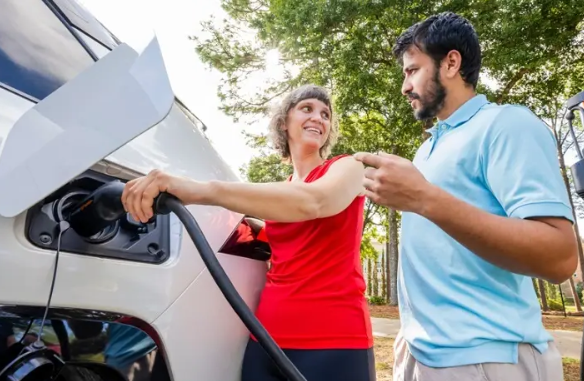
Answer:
[
  {"left": 192, "top": 0, "right": 584, "bottom": 308},
  {"left": 381, "top": 247, "right": 387, "bottom": 301}
]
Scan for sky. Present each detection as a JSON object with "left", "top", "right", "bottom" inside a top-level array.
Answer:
[
  {"left": 79, "top": 0, "right": 584, "bottom": 235},
  {"left": 79, "top": 0, "right": 269, "bottom": 176}
]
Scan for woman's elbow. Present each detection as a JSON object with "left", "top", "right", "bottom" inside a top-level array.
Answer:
[
  {"left": 298, "top": 189, "right": 328, "bottom": 221},
  {"left": 299, "top": 201, "right": 321, "bottom": 220}
]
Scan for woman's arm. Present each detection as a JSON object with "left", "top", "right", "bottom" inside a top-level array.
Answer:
[{"left": 122, "top": 156, "right": 365, "bottom": 223}]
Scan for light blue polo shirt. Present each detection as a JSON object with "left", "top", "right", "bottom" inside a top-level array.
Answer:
[{"left": 398, "top": 94, "right": 574, "bottom": 368}]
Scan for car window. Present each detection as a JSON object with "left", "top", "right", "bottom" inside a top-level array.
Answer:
[
  {"left": 53, "top": 0, "right": 119, "bottom": 49},
  {"left": 0, "top": 0, "right": 94, "bottom": 101}
]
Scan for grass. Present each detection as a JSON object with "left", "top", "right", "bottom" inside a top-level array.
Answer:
[
  {"left": 373, "top": 337, "right": 581, "bottom": 381},
  {"left": 374, "top": 338, "right": 394, "bottom": 381},
  {"left": 369, "top": 305, "right": 584, "bottom": 332}
]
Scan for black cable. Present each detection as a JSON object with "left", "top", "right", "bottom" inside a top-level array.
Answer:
[
  {"left": 36, "top": 221, "right": 70, "bottom": 345},
  {"left": 17, "top": 319, "right": 34, "bottom": 345},
  {"left": 153, "top": 193, "right": 307, "bottom": 381}
]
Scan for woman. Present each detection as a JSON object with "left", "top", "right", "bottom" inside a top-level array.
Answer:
[{"left": 121, "top": 84, "right": 375, "bottom": 381}]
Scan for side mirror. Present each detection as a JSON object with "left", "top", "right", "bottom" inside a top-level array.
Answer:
[{"left": 0, "top": 35, "right": 174, "bottom": 218}]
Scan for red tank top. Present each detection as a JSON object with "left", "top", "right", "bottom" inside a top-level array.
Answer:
[{"left": 252, "top": 155, "right": 373, "bottom": 349}]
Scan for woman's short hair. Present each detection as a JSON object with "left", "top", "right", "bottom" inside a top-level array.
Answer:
[{"left": 267, "top": 84, "right": 339, "bottom": 162}]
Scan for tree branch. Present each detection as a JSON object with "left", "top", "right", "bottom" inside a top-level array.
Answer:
[{"left": 496, "top": 68, "right": 529, "bottom": 103}]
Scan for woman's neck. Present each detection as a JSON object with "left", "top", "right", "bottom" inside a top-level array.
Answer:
[{"left": 289, "top": 150, "right": 324, "bottom": 182}]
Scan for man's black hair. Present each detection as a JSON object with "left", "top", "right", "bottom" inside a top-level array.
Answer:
[{"left": 392, "top": 12, "right": 482, "bottom": 89}]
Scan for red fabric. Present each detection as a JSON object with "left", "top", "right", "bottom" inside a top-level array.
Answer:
[{"left": 252, "top": 155, "right": 373, "bottom": 349}]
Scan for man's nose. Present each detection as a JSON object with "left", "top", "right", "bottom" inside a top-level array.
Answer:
[{"left": 401, "top": 79, "right": 412, "bottom": 96}]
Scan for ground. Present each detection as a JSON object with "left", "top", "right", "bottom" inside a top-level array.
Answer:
[
  {"left": 373, "top": 337, "right": 580, "bottom": 381},
  {"left": 369, "top": 305, "right": 584, "bottom": 332}
]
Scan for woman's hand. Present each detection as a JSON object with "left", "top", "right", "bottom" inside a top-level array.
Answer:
[{"left": 121, "top": 169, "right": 202, "bottom": 223}]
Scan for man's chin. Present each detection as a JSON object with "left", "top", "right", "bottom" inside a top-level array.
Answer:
[{"left": 414, "top": 106, "right": 438, "bottom": 122}]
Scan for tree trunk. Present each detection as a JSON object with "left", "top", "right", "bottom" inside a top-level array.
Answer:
[
  {"left": 538, "top": 279, "right": 549, "bottom": 311},
  {"left": 558, "top": 143, "right": 584, "bottom": 289},
  {"left": 386, "top": 223, "right": 391, "bottom": 303},
  {"left": 568, "top": 277, "right": 582, "bottom": 311},
  {"left": 381, "top": 248, "right": 387, "bottom": 302},
  {"left": 373, "top": 259, "right": 379, "bottom": 297},
  {"left": 367, "top": 257, "right": 373, "bottom": 296},
  {"left": 388, "top": 208, "right": 399, "bottom": 306}
]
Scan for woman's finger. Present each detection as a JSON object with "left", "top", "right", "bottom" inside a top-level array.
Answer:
[
  {"left": 141, "top": 179, "right": 163, "bottom": 220},
  {"left": 131, "top": 176, "right": 157, "bottom": 223},
  {"left": 122, "top": 179, "right": 138, "bottom": 212}
]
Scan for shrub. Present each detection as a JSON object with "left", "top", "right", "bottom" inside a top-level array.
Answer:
[{"left": 368, "top": 295, "right": 386, "bottom": 305}]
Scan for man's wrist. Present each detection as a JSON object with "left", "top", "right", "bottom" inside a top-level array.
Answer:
[{"left": 415, "top": 182, "right": 447, "bottom": 219}]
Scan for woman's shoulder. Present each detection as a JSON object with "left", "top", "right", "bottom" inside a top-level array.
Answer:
[
  {"left": 318, "top": 154, "right": 356, "bottom": 172},
  {"left": 327, "top": 153, "right": 353, "bottom": 164}
]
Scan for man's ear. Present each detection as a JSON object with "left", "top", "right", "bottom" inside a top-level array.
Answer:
[{"left": 442, "top": 50, "right": 463, "bottom": 80}]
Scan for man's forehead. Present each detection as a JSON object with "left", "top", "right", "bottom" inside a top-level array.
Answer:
[
  {"left": 402, "top": 46, "right": 431, "bottom": 69},
  {"left": 403, "top": 46, "right": 424, "bottom": 63}
]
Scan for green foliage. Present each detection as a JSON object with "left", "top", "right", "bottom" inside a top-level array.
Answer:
[
  {"left": 240, "top": 153, "right": 292, "bottom": 182},
  {"left": 368, "top": 295, "right": 386, "bottom": 306},
  {"left": 193, "top": 0, "right": 584, "bottom": 275},
  {"left": 547, "top": 298, "right": 565, "bottom": 312},
  {"left": 576, "top": 282, "right": 583, "bottom": 302}
]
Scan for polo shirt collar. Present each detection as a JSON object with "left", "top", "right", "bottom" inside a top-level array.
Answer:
[{"left": 427, "top": 94, "right": 490, "bottom": 136}]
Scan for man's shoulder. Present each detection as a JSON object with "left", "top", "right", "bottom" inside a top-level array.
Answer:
[{"left": 477, "top": 102, "right": 553, "bottom": 143}]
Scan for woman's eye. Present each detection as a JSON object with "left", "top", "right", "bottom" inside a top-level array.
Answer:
[
  {"left": 321, "top": 112, "right": 329, "bottom": 120},
  {"left": 302, "top": 106, "right": 311, "bottom": 112}
]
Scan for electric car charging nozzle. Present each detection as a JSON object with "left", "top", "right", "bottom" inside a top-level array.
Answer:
[{"left": 66, "top": 181, "right": 127, "bottom": 237}]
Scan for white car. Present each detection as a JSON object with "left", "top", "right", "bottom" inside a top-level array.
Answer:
[{"left": 0, "top": 1, "right": 270, "bottom": 380}]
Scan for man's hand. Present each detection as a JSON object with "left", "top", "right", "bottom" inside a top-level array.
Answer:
[{"left": 354, "top": 151, "right": 434, "bottom": 214}]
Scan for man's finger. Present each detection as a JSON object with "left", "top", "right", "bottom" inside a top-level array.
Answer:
[
  {"left": 363, "top": 177, "right": 376, "bottom": 192},
  {"left": 363, "top": 189, "right": 381, "bottom": 205},
  {"left": 376, "top": 151, "right": 396, "bottom": 159},
  {"left": 354, "top": 152, "right": 385, "bottom": 168},
  {"left": 364, "top": 167, "right": 377, "bottom": 180}
]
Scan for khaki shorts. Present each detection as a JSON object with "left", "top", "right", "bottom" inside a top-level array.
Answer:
[{"left": 392, "top": 331, "right": 564, "bottom": 381}]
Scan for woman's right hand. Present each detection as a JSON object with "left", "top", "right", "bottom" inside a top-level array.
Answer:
[{"left": 121, "top": 169, "right": 204, "bottom": 223}]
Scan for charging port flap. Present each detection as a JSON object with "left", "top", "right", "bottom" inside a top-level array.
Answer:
[{"left": 0, "top": 35, "right": 173, "bottom": 219}]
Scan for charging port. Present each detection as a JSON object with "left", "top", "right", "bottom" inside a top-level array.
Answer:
[{"left": 24, "top": 170, "right": 171, "bottom": 264}]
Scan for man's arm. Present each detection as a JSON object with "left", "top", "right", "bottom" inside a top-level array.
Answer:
[
  {"left": 418, "top": 106, "right": 578, "bottom": 284},
  {"left": 419, "top": 186, "right": 577, "bottom": 283}
]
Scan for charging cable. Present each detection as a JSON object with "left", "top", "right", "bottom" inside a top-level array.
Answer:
[{"left": 153, "top": 193, "right": 307, "bottom": 381}]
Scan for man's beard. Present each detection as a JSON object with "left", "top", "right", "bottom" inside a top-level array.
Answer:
[{"left": 408, "top": 69, "right": 446, "bottom": 121}]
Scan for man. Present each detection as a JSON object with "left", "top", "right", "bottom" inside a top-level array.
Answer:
[{"left": 354, "top": 11, "right": 578, "bottom": 381}]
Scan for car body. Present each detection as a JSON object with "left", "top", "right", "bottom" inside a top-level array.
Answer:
[{"left": 0, "top": 1, "right": 268, "bottom": 380}]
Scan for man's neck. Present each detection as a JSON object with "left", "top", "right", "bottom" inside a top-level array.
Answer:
[{"left": 437, "top": 87, "right": 477, "bottom": 121}]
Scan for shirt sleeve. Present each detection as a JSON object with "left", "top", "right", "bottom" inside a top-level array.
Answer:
[{"left": 481, "top": 105, "right": 574, "bottom": 222}]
